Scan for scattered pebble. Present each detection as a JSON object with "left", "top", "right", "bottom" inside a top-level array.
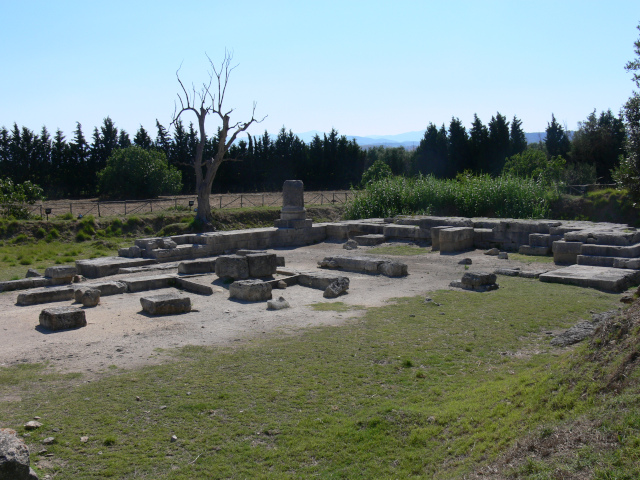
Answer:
[
  {"left": 24, "top": 421, "right": 42, "bottom": 430},
  {"left": 136, "top": 396, "right": 141, "bottom": 401},
  {"left": 170, "top": 435, "right": 178, "bottom": 442},
  {"left": 42, "top": 437, "right": 55, "bottom": 445},
  {"left": 81, "top": 436, "right": 89, "bottom": 443}
]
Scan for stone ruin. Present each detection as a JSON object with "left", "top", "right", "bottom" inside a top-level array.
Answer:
[{"left": 3, "top": 179, "right": 640, "bottom": 331}]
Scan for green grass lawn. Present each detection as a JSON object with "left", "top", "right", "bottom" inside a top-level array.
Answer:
[{"left": 2, "top": 277, "right": 638, "bottom": 478}]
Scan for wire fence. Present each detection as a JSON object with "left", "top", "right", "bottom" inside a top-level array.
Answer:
[{"left": 5, "top": 191, "right": 356, "bottom": 220}]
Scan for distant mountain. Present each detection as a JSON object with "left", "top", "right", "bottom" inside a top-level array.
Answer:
[{"left": 292, "top": 130, "right": 571, "bottom": 149}]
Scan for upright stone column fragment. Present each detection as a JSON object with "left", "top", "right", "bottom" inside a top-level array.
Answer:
[{"left": 274, "top": 180, "right": 312, "bottom": 229}]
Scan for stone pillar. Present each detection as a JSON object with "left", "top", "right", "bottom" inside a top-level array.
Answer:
[{"left": 275, "top": 180, "right": 312, "bottom": 229}]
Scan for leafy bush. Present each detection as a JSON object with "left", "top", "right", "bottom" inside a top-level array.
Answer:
[
  {"left": 361, "top": 159, "right": 393, "bottom": 186},
  {"left": 503, "top": 150, "right": 566, "bottom": 185},
  {"left": 345, "top": 174, "right": 551, "bottom": 219},
  {"left": 35, "top": 227, "right": 46, "bottom": 239},
  {"left": 0, "top": 178, "right": 44, "bottom": 219},
  {"left": 98, "top": 146, "right": 182, "bottom": 199},
  {"left": 75, "top": 231, "right": 91, "bottom": 242}
]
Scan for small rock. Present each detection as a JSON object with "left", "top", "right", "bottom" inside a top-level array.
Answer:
[
  {"left": 497, "top": 252, "right": 509, "bottom": 260},
  {"left": 324, "top": 277, "right": 350, "bottom": 298},
  {"left": 170, "top": 435, "right": 178, "bottom": 442},
  {"left": 26, "top": 268, "right": 42, "bottom": 278},
  {"left": 24, "top": 421, "right": 42, "bottom": 430},
  {"left": 267, "top": 297, "right": 290, "bottom": 310},
  {"left": 458, "top": 258, "right": 472, "bottom": 265},
  {"left": 136, "top": 396, "right": 141, "bottom": 401},
  {"left": 80, "top": 288, "right": 100, "bottom": 307},
  {"left": 276, "top": 280, "right": 287, "bottom": 289},
  {"left": 38, "top": 448, "right": 47, "bottom": 455},
  {"left": 160, "top": 405, "right": 167, "bottom": 410},
  {"left": 620, "top": 295, "right": 634, "bottom": 304},
  {"left": 343, "top": 239, "right": 358, "bottom": 250},
  {"left": 80, "top": 436, "right": 89, "bottom": 443},
  {"left": 484, "top": 248, "right": 500, "bottom": 256},
  {"left": 33, "top": 417, "right": 41, "bottom": 420},
  {"left": 42, "top": 437, "right": 55, "bottom": 445}
]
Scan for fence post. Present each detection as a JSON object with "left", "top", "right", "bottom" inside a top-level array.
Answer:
[
  {"left": 240, "top": 195, "right": 243, "bottom": 208},
  {"left": 124, "top": 200, "right": 127, "bottom": 215},
  {"left": 70, "top": 203, "right": 72, "bottom": 215},
  {"left": 98, "top": 202, "right": 101, "bottom": 217},
  {"left": 262, "top": 194, "right": 264, "bottom": 207},
  {"left": 219, "top": 196, "right": 222, "bottom": 209},
  {"left": 175, "top": 198, "right": 177, "bottom": 209},
  {"left": 150, "top": 200, "right": 153, "bottom": 213}
]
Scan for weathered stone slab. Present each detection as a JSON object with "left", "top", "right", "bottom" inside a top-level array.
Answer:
[
  {"left": 44, "top": 265, "right": 77, "bottom": 279},
  {"left": 39, "top": 306, "right": 86, "bottom": 330},
  {"left": 539, "top": 265, "right": 640, "bottom": 292},
  {"left": 178, "top": 258, "right": 216, "bottom": 274},
  {"left": 215, "top": 254, "right": 249, "bottom": 280},
  {"left": 76, "top": 257, "right": 157, "bottom": 278},
  {"left": 581, "top": 242, "right": 640, "bottom": 258},
  {"left": 552, "top": 241, "right": 583, "bottom": 264},
  {"left": 354, "top": 234, "right": 386, "bottom": 246},
  {"left": 229, "top": 279, "right": 272, "bottom": 301},
  {"left": 175, "top": 277, "right": 214, "bottom": 295},
  {"left": 529, "top": 233, "right": 563, "bottom": 248},
  {"left": 17, "top": 286, "right": 75, "bottom": 306},
  {"left": 0, "top": 277, "right": 50, "bottom": 293},
  {"left": 439, "top": 227, "right": 474, "bottom": 253},
  {"left": 140, "top": 293, "right": 191, "bottom": 315},
  {"left": 0, "top": 428, "right": 39, "bottom": 480},
  {"left": 577, "top": 255, "right": 615, "bottom": 268},
  {"left": 318, "top": 255, "right": 408, "bottom": 277},
  {"left": 613, "top": 258, "right": 640, "bottom": 269},
  {"left": 494, "top": 268, "right": 521, "bottom": 276},
  {"left": 118, "top": 245, "right": 141, "bottom": 258},
  {"left": 77, "top": 281, "right": 126, "bottom": 297},
  {"left": 121, "top": 274, "right": 176, "bottom": 293},
  {"left": 382, "top": 224, "right": 429, "bottom": 240},
  {"left": 246, "top": 253, "right": 277, "bottom": 277}
]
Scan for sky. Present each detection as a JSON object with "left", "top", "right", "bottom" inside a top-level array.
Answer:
[{"left": 1, "top": 1, "right": 640, "bottom": 141}]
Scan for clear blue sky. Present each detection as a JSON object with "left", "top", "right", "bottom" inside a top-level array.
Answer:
[{"left": 1, "top": 0, "right": 639, "bottom": 140}]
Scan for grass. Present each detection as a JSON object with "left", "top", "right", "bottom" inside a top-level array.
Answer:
[
  {"left": 2, "top": 277, "right": 637, "bottom": 478},
  {"left": 0, "top": 238, "right": 129, "bottom": 281},
  {"left": 508, "top": 252, "right": 556, "bottom": 264},
  {"left": 368, "top": 244, "right": 432, "bottom": 256}
]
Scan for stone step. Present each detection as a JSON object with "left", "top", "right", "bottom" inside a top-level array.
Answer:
[
  {"left": 576, "top": 255, "right": 616, "bottom": 268},
  {"left": 17, "top": 286, "right": 76, "bottom": 306},
  {"left": 539, "top": 265, "right": 640, "bottom": 292},
  {"left": 518, "top": 245, "right": 551, "bottom": 256},
  {"left": 120, "top": 274, "right": 176, "bottom": 293},
  {"left": 528, "top": 233, "right": 563, "bottom": 248},
  {"left": 354, "top": 234, "right": 386, "bottom": 246},
  {"left": 76, "top": 257, "right": 158, "bottom": 278},
  {"left": 580, "top": 242, "right": 640, "bottom": 258}
]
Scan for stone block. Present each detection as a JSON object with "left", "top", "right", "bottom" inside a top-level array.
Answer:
[
  {"left": 430, "top": 226, "right": 453, "bottom": 251},
  {"left": 140, "top": 293, "right": 191, "bottom": 315},
  {"left": 343, "top": 239, "right": 358, "bottom": 250},
  {"left": 540, "top": 265, "right": 640, "bottom": 292},
  {"left": 297, "top": 272, "right": 348, "bottom": 290},
  {"left": 78, "top": 281, "right": 126, "bottom": 297},
  {"left": 324, "top": 277, "right": 350, "bottom": 298},
  {"left": 229, "top": 279, "right": 273, "bottom": 301},
  {"left": 461, "top": 272, "right": 497, "bottom": 287},
  {"left": 0, "top": 277, "right": 49, "bottom": 293},
  {"left": 246, "top": 253, "right": 278, "bottom": 277},
  {"left": 529, "top": 233, "right": 563, "bottom": 248},
  {"left": 378, "top": 261, "right": 408, "bottom": 277},
  {"left": 354, "top": 234, "right": 386, "bottom": 246},
  {"left": 473, "top": 228, "right": 495, "bottom": 249},
  {"left": 382, "top": 224, "right": 429, "bottom": 240},
  {"left": 121, "top": 274, "right": 176, "bottom": 293},
  {"left": 118, "top": 245, "right": 141, "bottom": 258},
  {"left": 44, "top": 265, "right": 77, "bottom": 279},
  {"left": 74, "top": 287, "right": 100, "bottom": 307},
  {"left": 76, "top": 257, "right": 157, "bottom": 278},
  {"left": 175, "top": 277, "right": 214, "bottom": 295},
  {"left": 26, "top": 269, "right": 41, "bottom": 278},
  {"left": 552, "top": 241, "right": 583, "bottom": 265},
  {"left": 439, "top": 227, "right": 474, "bottom": 253},
  {"left": 215, "top": 255, "right": 249, "bottom": 280},
  {"left": 39, "top": 306, "right": 86, "bottom": 330},
  {"left": 613, "top": 258, "right": 640, "bottom": 269},
  {"left": 0, "top": 428, "right": 39, "bottom": 480},
  {"left": 17, "top": 286, "right": 75, "bottom": 306},
  {"left": 178, "top": 259, "right": 217, "bottom": 274}
]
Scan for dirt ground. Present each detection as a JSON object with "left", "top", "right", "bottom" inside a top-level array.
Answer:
[{"left": 0, "top": 241, "right": 558, "bottom": 382}]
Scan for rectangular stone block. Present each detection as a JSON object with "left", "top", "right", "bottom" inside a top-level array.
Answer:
[
  {"left": 439, "top": 227, "right": 474, "bottom": 253},
  {"left": 529, "top": 233, "right": 563, "bottom": 248},
  {"left": 178, "top": 259, "right": 217, "bottom": 274},
  {"left": 44, "top": 265, "right": 77, "bottom": 279},
  {"left": 430, "top": 226, "right": 453, "bottom": 251},
  {"left": 382, "top": 224, "right": 429, "bottom": 240},
  {"left": 540, "top": 265, "right": 640, "bottom": 292},
  {"left": 552, "top": 241, "right": 583, "bottom": 265},
  {"left": 121, "top": 274, "right": 176, "bottom": 293},
  {"left": 140, "top": 293, "right": 191, "bottom": 315},
  {"left": 246, "top": 253, "right": 277, "bottom": 277},
  {"left": 215, "top": 255, "right": 249, "bottom": 280},
  {"left": 354, "top": 234, "right": 386, "bottom": 246},
  {"left": 175, "top": 277, "right": 214, "bottom": 295},
  {"left": 17, "top": 286, "right": 75, "bottom": 306},
  {"left": 76, "top": 257, "right": 157, "bottom": 278},
  {"left": 39, "top": 306, "right": 86, "bottom": 330},
  {"left": 77, "top": 281, "right": 126, "bottom": 297}
]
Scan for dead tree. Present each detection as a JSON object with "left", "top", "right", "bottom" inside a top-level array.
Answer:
[{"left": 172, "top": 52, "right": 265, "bottom": 226}]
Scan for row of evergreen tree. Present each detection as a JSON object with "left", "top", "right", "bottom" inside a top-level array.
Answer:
[{"left": 0, "top": 109, "right": 627, "bottom": 199}]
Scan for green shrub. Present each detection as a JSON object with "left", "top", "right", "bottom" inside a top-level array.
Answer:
[
  {"left": 345, "top": 174, "right": 551, "bottom": 219},
  {"left": 12, "top": 234, "right": 28, "bottom": 244},
  {"left": 34, "top": 227, "right": 46, "bottom": 239},
  {"left": 361, "top": 159, "right": 393, "bottom": 186},
  {"left": 75, "top": 231, "right": 91, "bottom": 242},
  {"left": 98, "top": 146, "right": 182, "bottom": 199},
  {"left": 0, "top": 178, "right": 44, "bottom": 219}
]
